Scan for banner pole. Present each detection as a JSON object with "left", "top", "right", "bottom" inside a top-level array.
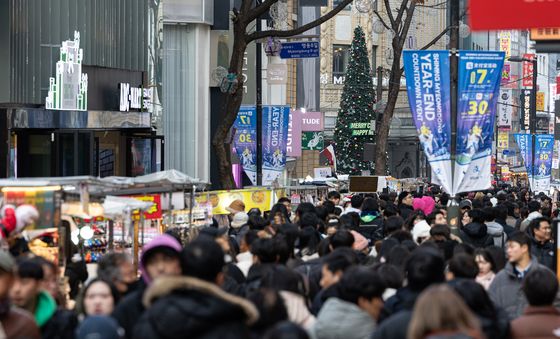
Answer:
[{"left": 448, "top": 0, "right": 460, "bottom": 235}]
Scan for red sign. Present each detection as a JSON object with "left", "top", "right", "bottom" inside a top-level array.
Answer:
[
  {"left": 522, "top": 54, "right": 535, "bottom": 88},
  {"left": 131, "top": 195, "right": 162, "bottom": 220},
  {"left": 469, "top": 0, "right": 560, "bottom": 31},
  {"left": 557, "top": 75, "right": 560, "bottom": 95}
]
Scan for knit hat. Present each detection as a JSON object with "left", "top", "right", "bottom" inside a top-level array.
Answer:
[
  {"left": 421, "top": 196, "right": 435, "bottom": 215},
  {"left": 411, "top": 220, "right": 431, "bottom": 244},
  {"left": 226, "top": 199, "right": 246, "bottom": 214},
  {"left": 230, "top": 212, "right": 249, "bottom": 229},
  {"left": 139, "top": 234, "right": 182, "bottom": 284},
  {"left": 76, "top": 316, "right": 124, "bottom": 339}
]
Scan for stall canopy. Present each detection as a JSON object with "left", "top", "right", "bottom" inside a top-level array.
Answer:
[{"left": 102, "top": 196, "right": 155, "bottom": 219}]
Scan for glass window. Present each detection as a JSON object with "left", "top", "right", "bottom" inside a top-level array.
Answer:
[
  {"left": 333, "top": 45, "right": 350, "bottom": 78},
  {"left": 333, "top": 0, "right": 351, "bottom": 10}
]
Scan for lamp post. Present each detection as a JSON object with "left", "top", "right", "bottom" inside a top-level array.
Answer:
[{"left": 508, "top": 55, "right": 538, "bottom": 192}]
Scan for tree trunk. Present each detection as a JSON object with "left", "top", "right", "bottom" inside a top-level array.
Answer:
[
  {"left": 211, "top": 21, "right": 248, "bottom": 189},
  {"left": 374, "top": 53, "right": 404, "bottom": 175}
]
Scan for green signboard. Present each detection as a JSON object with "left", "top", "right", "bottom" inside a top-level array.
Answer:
[
  {"left": 349, "top": 122, "right": 374, "bottom": 136},
  {"left": 302, "top": 132, "right": 324, "bottom": 150}
]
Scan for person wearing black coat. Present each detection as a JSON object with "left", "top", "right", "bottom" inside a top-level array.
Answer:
[
  {"left": 526, "top": 217, "right": 555, "bottom": 271},
  {"left": 133, "top": 238, "right": 259, "bottom": 339},
  {"left": 397, "top": 191, "right": 414, "bottom": 221},
  {"left": 459, "top": 209, "right": 493, "bottom": 248}
]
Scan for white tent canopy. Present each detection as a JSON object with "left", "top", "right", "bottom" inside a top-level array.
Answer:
[{"left": 102, "top": 196, "right": 154, "bottom": 218}]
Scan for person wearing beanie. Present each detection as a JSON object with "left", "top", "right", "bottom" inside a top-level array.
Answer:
[
  {"left": 397, "top": 191, "right": 414, "bottom": 221},
  {"left": 133, "top": 238, "right": 258, "bottom": 339},
  {"left": 76, "top": 316, "right": 124, "bottom": 339},
  {"left": 112, "top": 234, "right": 182, "bottom": 339}
]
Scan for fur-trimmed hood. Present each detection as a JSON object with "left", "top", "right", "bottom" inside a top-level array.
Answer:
[{"left": 143, "top": 275, "right": 259, "bottom": 325}]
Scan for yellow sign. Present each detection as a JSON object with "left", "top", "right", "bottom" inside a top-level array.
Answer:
[
  {"left": 498, "top": 31, "right": 511, "bottom": 59},
  {"left": 497, "top": 131, "right": 509, "bottom": 149},
  {"left": 530, "top": 27, "right": 560, "bottom": 41},
  {"left": 537, "top": 92, "right": 545, "bottom": 111},
  {"left": 196, "top": 188, "right": 277, "bottom": 215}
]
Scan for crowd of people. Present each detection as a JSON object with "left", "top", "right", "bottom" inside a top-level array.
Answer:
[{"left": 1, "top": 185, "right": 560, "bottom": 338}]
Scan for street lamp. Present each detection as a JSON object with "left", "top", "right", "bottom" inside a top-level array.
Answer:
[{"left": 508, "top": 55, "right": 538, "bottom": 192}]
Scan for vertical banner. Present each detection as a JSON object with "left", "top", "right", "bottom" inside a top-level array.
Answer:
[
  {"left": 537, "top": 92, "right": 545, "bottom": 111},
  {"left": 523, "top": 54, "right": 535, "bottom": 88},
  {"left": 233, "top": 106, "right": 257, "bottom": 185},
  {"left": 520, "top": 90, "right": 532, "bottom": 131},
  {"left": 498, "top": 31, "right": 512, "bottom": 60},
  {"left": 534, "top": 134, "right": 554, "bottom": 193},
  {"left": 403, "top": 51, "right": 453, "bottom": 194},
  {"left": 515, "top": 133, "right": 533, "bottom": 187},
  {"left": 262, "top": 106, "right": 290, "bottom": 185},
  {"left": 498, "top": 89, "right": 513, "bottom": 129},
  {"left": 287, "top": 110, "right": 302, "bottom": 157},
  {"left": 455, "top": 51, "right": 505, "bottom": 194},
  {"left": 501, "top": 64, "right": 511, "bottom": 85}
]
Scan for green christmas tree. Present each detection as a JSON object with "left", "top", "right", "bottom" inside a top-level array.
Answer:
[{"left": 334, "top": 26, "right": 375, "bottom": 175}]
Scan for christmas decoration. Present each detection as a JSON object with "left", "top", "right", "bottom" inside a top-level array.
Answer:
[{"left": 333, "top": 26, "right": 375, "bottom": 175}]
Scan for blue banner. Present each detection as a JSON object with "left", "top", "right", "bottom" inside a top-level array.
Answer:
[
  {"left": 262, "top": 106, "right": 290, "bottom": 185},
  {"left": 534, "top": 134, "right": 554, "bottom": 193},
  {"left": 514, "top": 133, "right": 532, "bottom": 181},
  {"left": 403, "top": 50, "right": 453, "bottom": 194},
  {"left": 233, "top": 106, "right": 257, "bottom": 185},
  {"left": 454, "top": 51, "right": 505, "bottom": 194}
]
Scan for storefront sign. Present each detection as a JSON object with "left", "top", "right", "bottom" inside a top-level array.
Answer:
[
  {"left": 530, "top": 27, "right": 560, "bottom": 41},
  {"left": 131, "top": 195, "right": 162, "bottom": 220},
  {"left": 196, "top": 188, "right": 275, "bottom": 215},
  {"left": 498, "top": 130, "right": 509, "bottom": 149},
  {"left": 45, "top": 31, "right": 88, "bottom": 111},
  {"left": 521, "top": 90, "right": 532, "bottom": 131},
  {"left": 499, "top": 32, "right": 512, "bottom": 60},
  {"left": 314, "top": 167, "right": 332, "bottom": 178},
  {"left": 301, "top": 111, "right": 324, "bottom": 131},
  {"left": 470, "top": 0, "right": 560, "bottom": 31},
  {"left": 498, "top": 89, "right": 513, "bottom": 129},
  {"left": 537, "top": 91, "right": 545, "bottom": 111},
  {"left": 523, "top": 54, "right": 535, "bottom": 88},
  {"left": 287, "top": 110, "right": 302, "bottom": 157},
  {"left": 119, "top": 83, "right": 153, "bottom": 112},
  {"left": 302, "top": 132, "right": 324, "bottom": 150},
  {"left": 4, "top": 190, "right": 55, "bottom": 229},
  {"left": 349, "top": 122, "right": 374, "bottom": 136},
  {"left": 501, "top": 64, "right": 511, "bottom": 84}
]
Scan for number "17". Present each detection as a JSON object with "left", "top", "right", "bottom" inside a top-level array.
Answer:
[{"left": 470, "top": 69, "right": 488, "bottom": 84}]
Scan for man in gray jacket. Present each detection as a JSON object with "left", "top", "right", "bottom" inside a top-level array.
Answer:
[{"left": 488, "top": 231, "right": 560, "bottom": 320}]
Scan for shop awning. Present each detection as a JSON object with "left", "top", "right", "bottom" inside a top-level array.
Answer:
[{"left": 509, "top": 166, "right": 527, "bottom": 174}]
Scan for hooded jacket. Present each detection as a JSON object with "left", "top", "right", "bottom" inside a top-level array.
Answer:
[
  {"left": 34, "top": 290, "right": 77, "bottom": 339},
  {"left": 309, "top": 297, "right": 376, "bottom": 339},
  {"left": 113, "top": 234, "right": 182, "bottom": 339},
  {"left": 485, "top": 221, "right": 506, "bottom": 247},
  {"left": 488, "top": 260, "right": 560, "bottom": 320},
  {"left": 133, "top": 275, "right": 259, "bottom": 339},
  {"left": 459, "top": 222, "right": 494, "bottom": 248}
]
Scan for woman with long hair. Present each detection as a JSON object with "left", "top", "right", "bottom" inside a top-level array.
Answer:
[
  {"left": 408, "top": 284, "right": 483, "bottom": 339},
  {"left": 474, "top": 248, "right": 497, "bottom": 290}
]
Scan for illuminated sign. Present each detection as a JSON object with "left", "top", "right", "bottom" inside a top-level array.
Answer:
[
  {"left": 119, "top": 83, "right": 153, "bottom": 112},
  {"left": 45, "top": 31, "right": 88, "bottom": 111}
]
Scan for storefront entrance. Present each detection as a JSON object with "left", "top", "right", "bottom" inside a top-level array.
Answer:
[{"left": 13, "top": 130, "right": 163, "bottom": 178}]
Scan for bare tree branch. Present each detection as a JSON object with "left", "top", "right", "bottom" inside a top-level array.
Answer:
[
  {"left": 245, "top": 0, "right": 278, "bottom": 25},
  {"left": 241, "top": 0, "right": 254, "bottom": 17},
  {"left": 383, "top": 0, "right": 397, "bottom": 28},
  {"left": 394, "top": 0, "right": 411, "bottom": 31},
  {"left": 373, "top": 10, "right": 391, "bottom": 30},
  {"left": 420, "top": 25, "right": 453, "bottom": 50},
  {"left": 245, "top": 0, "right": 354, "bottom": 42}
]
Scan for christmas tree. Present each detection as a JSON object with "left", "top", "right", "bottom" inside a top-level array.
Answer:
[{"left": 334, "top": 26, "right": 375, "bottom": 175}]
